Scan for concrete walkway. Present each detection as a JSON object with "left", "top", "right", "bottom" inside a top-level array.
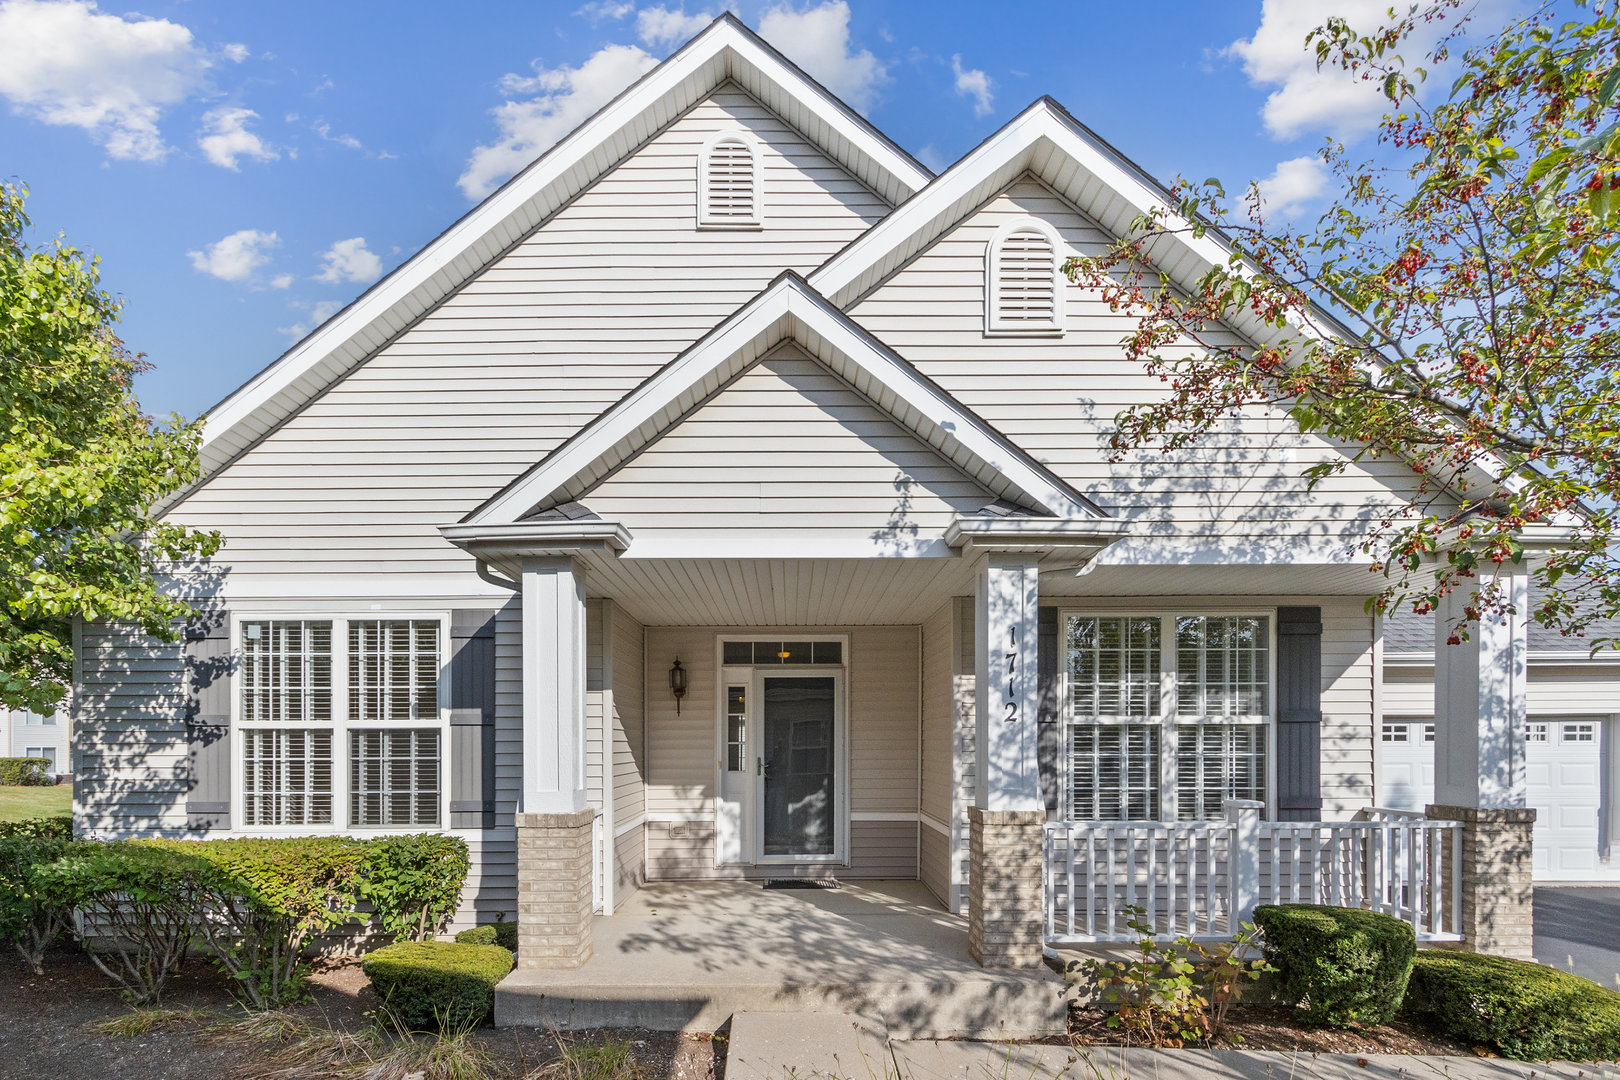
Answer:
[
  {"left": 725, "top": 1018, "right": 1612, "bottom": 1080},
  {"left": 494, "top": 880, "right": 1067, "bottom": 1039}
]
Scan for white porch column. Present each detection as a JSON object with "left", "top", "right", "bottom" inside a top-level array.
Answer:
[
  {"left": 520, "top": 555, "right": 588, "bottom": 815},
  {"left": 1434, "top": 566, "right": 1529, "bottom": 809},
  {"left": 1427, "top": 563, "right": 1536, "bottom": 958},
  {"left": 968, "top": 554, "right": 1043, "bottom": 968},
  {"left": 974, "top": 554, "right": 1041, "bottom": 811},
  {"left": 516, "top": 555, "right": 594, "bottom": 970}
]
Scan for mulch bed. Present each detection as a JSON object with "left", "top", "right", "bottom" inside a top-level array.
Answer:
[
  {"left": 0, "top": 946, "right": 718, "bottom": 1080},
  {"left": 1068, "top": 1003, "right": 1485, "bottom": 1056}
]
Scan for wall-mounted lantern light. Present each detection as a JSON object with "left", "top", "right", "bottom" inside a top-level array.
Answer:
[{"left": 669, "top": 657, "right": 688, "bottom": 715}]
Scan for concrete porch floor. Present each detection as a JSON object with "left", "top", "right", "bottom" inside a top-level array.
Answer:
[{"left": 494, "top": 879, "right": 1068, "bottom": 1039}]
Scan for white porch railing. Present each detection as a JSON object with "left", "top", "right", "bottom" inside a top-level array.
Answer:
[{"left": 1044, "top": 799, "right": 1463, "bottom": 945}]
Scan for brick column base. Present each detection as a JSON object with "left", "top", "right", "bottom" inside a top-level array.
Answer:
[
  {"left": 515, "top": 809, "right": 595, "bottom": 970},
  {"left": 968, "top": 808, "right": 1045, "bottom": 968},
  {"left": 1426, "top": 804, "right": 1536, "bottom": 959}
]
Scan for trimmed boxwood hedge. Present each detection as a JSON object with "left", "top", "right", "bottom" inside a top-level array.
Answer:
[
  {"left": 454, "top": 921, "right": 518, "bottom": 951},
  {"left": 362, "top": 941, "right": 514, "bottom": 1030},
  {"left": 1403, "top": 949, "right": 1620, "bottom": 1060},
  {"left": 1254, "top": 904, "right": 1416, "bottom": 1027}
]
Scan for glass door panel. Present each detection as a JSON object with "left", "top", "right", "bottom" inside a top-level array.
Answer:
[{"left": 761, "top": 676, "right": 835, "bottom": 857}]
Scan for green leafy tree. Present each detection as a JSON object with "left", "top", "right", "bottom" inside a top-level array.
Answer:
[
  {"left": 0, "top": 181, "right": 220, "bottom": 711},
  {"left": 1064, "top": 1, "right": 1620, "bottom": 643}
]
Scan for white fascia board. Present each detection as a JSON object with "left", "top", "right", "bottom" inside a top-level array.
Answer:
[
  {"left": 440, "top": 520, "right": 632, "bottom": 552},
  {"left": 461, "top": 274, "right": 1105, "bottom": 527},
  {"left": 190, "top": 16, "right": 928, "bottom": 490}
]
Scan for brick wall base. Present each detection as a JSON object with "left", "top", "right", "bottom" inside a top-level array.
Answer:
[
  {"left": 1426, "top": 804, "right": 1536, "bottom": 960},
  {"left": 515, "top": 809, "right": 596, "bottom": 970},
  {"left": 967, "top": 808, "right": 1044, "bottom": 969}
]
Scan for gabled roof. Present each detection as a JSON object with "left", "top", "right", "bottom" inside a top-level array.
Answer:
[
  {"left": 810, "top": 97, "right": 1319, "bottom": 352},
  {"left": 191, "top": 14, "right": 932, "bottom": 482},
  {"left": 455, "top": 272, "right": 1107, "bottom": 529}
]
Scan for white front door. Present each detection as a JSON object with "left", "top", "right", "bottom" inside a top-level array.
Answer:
[{"left": 1526, "top": 720, "right": 1609, "bottom": 881}]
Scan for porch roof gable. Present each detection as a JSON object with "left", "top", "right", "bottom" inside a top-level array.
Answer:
[{"left": 458, "top": 273, "right": 1108, "bottom": 528}]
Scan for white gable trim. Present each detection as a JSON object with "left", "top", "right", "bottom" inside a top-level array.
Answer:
[
  {"left": 459, "top": 273, "right": 1106, "bottom": 527},
  {"left": 188, "top": 15, "right": 932, "bottom": 486}
]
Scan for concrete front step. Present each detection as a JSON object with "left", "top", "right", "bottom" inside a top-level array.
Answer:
[
  {"left": 492, "top": 963, "right": 1068, "bottom": 1039},
  {"left": 721, "top": 1013, "right": 892, "bottom": 1080}
]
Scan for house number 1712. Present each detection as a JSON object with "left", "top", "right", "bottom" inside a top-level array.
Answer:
[{"left": 1004, "top": 625, "right": 1019, "bottom": 723}]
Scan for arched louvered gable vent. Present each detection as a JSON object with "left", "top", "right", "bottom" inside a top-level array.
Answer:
[
  {"left": 985, "top": 219, "right": 1065, "bottom": 335},
  {"left": 698, "top": 130, "right": 763, "bottom": 229}
]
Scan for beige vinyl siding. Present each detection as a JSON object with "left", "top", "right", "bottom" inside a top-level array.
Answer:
[
  {"left": 580, "top": 345, "right": 998, "bottom": 542},
  {"left": 952, "top": 597, "right": 975, "bottom": 910},
  {"left": 642, "top": 624, "right": 919, "bottom": 878},
  {"left": 166, "top": 84, "right": 891, "bottom": 584},
  {"left": 74, "top": 622, "right": 188, "bottom": 835},
  {"left": 611, "top": 603, "right": 647, "bottom": 907},
  {"left": 1321, "top": 598, "right": 1376, "bottom": 818},
  {"left": 847, "top": 175, "right": 1440, "bottom": 553},
  {"left": 1383, "top": 660, "right": 1620, "bottom": 718},
  {"left": 587, "top": 601, "right": 608, "bottom": 819},
  {"left": 919, "top": 600, "right": 954, "bottom": 906}
]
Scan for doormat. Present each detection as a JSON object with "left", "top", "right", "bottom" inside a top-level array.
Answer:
[{"left": 762, "top": 878, "right": 840, "bottom": 890}]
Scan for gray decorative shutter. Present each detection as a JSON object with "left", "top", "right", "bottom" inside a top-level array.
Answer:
[
  {"left": 185, "top": 614, "right": 233, "bottom": 831},
  {"left": 449, "top": 610, "right": 497, "bottom": 829},
  {"left": 1276, "top": 606, "right": 1324, "bottom": 821},
  {"left": 1036, "top": 605, "right": 1062, "bottom": 816}
]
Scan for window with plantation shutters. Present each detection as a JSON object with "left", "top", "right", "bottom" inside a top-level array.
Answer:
[
  {"left": 698, "top": 131, "right": 762, "bottom": 228},
  {"left": 237, "top": 615, "right": 447, "bottom": 830},
  {"left": 1062, "top": 611, "right": 1275, "bottom": 823},
  {"left": 986, "top": 219, "right": 1064, "bottom": 334}
]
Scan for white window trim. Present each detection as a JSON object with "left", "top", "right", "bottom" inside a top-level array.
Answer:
[
  {"left": 1058, "top": 607, "right": 1278, "bottom": 823},
  {"left": 231, "top": 612, "right": 452, "bottom": 834},
  {"left": 697, "top": 129, "right": 765, "bottom": 230},
  {"left": 984, "top": 217, "right": 1066, "bottom": 337}
]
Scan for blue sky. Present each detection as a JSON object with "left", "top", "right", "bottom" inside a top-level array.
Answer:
[{"left": 0, "top": 0, "right": 1499, "bottom": 420}]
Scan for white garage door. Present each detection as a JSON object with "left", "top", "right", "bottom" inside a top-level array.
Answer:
[
  {"left": 1526, "top": 720, "right": 1608, "bottom": 881},
  {"left": 1377, "top": 717, "right": 1614, "bottom": 882},
  {"left": 1377, "top": 721, "right": 1434, "bottom": 813}
]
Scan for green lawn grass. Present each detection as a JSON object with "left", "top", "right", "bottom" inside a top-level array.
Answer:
[{"left": 0, "top": 785, "right": 70, "bottom": 822}]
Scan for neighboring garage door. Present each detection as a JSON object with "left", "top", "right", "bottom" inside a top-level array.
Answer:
[
  {"left": 1377, "top": 717, "right": 1615, "bottom": 882},
  {"left": 1526, "top": 720, "right": 1607, "bottom": 881}
]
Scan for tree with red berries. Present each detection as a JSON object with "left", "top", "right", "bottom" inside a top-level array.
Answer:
[{"left": 1067, "top": 1, "right": 1620, "bottom": 644}]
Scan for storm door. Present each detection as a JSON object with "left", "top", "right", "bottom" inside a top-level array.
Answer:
[{"left": 758, "top": 675, "right": 838, "bottom": 858}]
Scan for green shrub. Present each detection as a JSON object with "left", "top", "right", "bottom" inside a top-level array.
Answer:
[
  {"left": 152, "top": 836, "right": 371, "bottom": 1008},
  {"left": 1254, "top": 904, "right": 1416, "bottom": 1027},
  {"left": 0, "top": 758, "right": 53, "bottom": 786},
  {"left": 362, "top": 941, "right": 513, "bottom": 1030},
  {"left": 0, "top": 815, "right": 72, "bottom": 840},
  {"left": 454, "top": 921, "right": 517, "bottom": 951},
  {"left": 1403, "top": 949, "right": 1620, "bottom": 1060},
  {"left": 0, "top": 832, "right": 76, "bottom": 972},
  {"left": 361, "top": 833, "right": 470, "bottom": 942},
  {"left": 31, "top": 841, "right": 213, "bottom": 1003}
]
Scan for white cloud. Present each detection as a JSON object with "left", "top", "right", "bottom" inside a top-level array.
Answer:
[
  {"left": 222, "top": 42, "right": 249, "bottom": 63},
  {"left": 575, "top": 0, "right": 634, "bottom": 23},
  {"left": 314, "top": 236, "right": 383, "bottom": 284},
  {"left": 915, "top": 143, "right": 947, "bottom": 173},
  {"left": 1256, "top": 155, "right": 1330, "bottom": 219},
  {"left": 1225, "top": 0, "right": 1476, "bottom": 141},
  {"left": 459, "top": 43, "right": 657, "bottom": 199},
  {"left": 0, "top": 0, "right": 209, "bottom": 161},
  {"left": 279, "top": 298, "right": 343, "bottom": 340},
  {"left": 636, "top": 6, "right": 712, "bottom": 50},
  {"left": 196, "top": 106, "right": 277, "bottom": 169},
  {"left": 950, "top": 54, "right": 992, "bottom": 117},
  {"left": 188, "top": 228, "right": 279, "bottom": 282},
  {"left": 269, "top": 273, "right": 293, "bottom": 290},
  {"left": 758, "top": 1, "right": 886, "bottom": 114}
]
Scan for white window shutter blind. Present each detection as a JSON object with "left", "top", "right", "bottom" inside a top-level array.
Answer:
[
  {"left": 987, "top": 221, "right": 1064, "bottom": 334},
  {"left": 699, "top": 133, "right": 762, "bottom": 228}
]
